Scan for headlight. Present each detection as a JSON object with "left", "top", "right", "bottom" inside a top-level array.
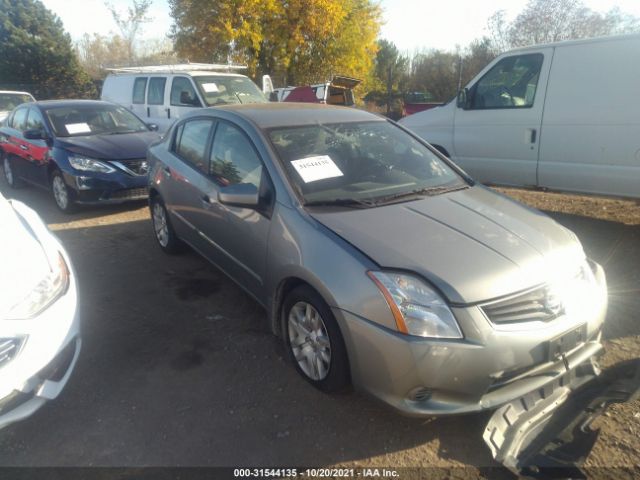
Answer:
[
  {"left": 69, "top": 155, "right": 115, "bottom": 173},
  {"left": 368, "top": 271, "right": 463, "bottom": 339},
  {"left": 550, "top": 259, "right": 602, "bottom": 319},
  {"left": 4, "top": 252, "right": 70, "bottom": 320}
]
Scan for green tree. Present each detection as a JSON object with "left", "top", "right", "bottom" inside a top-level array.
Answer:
[
  {"left": 372, "top": 39, "right": 408, "bottom": 115},
  {"left": 168, "top": 0, "right": 382, "bottom": 87},
  {"left": 0, "top": 0, "right": 95, "bottom": 99}
]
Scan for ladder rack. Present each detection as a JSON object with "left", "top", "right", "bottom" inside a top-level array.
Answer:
[{"left": 105, "top": 63, "right": 248, "bottom": 73}]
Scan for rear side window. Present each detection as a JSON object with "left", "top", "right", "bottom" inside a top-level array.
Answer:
[
  {"left": 470, "top": 53, "right": 543, "bottom": 109},
  {"left": 174, "top": 119, "right": 214, "bottom": 174},
  {"left": 171, "top": 77, "right": 200, "bottom": 106},
  {"left": 133, "top": 77, "right": 147, "bottom": 104},
  {"left": 26, "top": 108, "right": 45, "bottom": 130},
  {"left": 148, "top": 77, "right": 166, "bottom": 105},
  {"left": 11, "top": 108, "right": 28, "bottom": 130}
]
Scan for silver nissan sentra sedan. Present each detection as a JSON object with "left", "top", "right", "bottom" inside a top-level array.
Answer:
[{"left": 147, "top": 103, "right": 607, "bottom": 416}]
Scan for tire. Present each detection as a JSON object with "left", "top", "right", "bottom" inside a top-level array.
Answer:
[
  {"left": 50, "top": 169, "right": 77, "bottom": 213},
  {"left": 3, "top": 156, "right": 24, "bottom": 188},
  {"left": 150, "top": 196, "right": 183, "bottom": 254},
  {"left": 283, "top": 285, "right": 350, "bottom": 393}
]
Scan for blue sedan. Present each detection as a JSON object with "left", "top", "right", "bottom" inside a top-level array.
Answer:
[{"left": 0, "top": 100, "right": 161, "bottom": 212}]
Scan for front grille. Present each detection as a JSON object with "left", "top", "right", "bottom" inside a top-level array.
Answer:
[
  {"left": 481, "top": 285, "right": 564, "bottom": 324},
  {"left": 110, "top": 187, "right": 149, "bottom": 200},
  {"left": 117, "top": 158, "right": 149, "bottom": 176},
  {"left": 0, "top": 338, "right": 23, "bottom": 368}
]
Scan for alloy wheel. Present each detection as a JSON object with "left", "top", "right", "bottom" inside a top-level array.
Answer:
[
  {"left": 52, "top": 175, "right": 69, "bottom": 210},
  {"left": 153, "top": 202, "right": 169, "bottom": 247},
  {"left": 288, "top": 301, "right": 332, "bottom": 381},
  {"left": 3, "top": 158, "right": 13, "bottom": 186}
]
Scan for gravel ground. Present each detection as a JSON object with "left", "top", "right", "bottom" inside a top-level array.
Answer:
[{"left": 0, "top": 181, "right": 638, "bottom": 477}]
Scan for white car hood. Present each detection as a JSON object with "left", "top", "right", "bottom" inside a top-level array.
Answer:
[{"left": 0, "top": 196, "right": 51, "bottom": 317}]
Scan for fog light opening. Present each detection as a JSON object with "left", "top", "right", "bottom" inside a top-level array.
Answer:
[{"left": 409, "top": 387, "right": 433, "bottom": 402}]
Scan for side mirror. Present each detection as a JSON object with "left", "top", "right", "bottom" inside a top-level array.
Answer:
[
  {"left": 218, "top": 183, "right": 259, "bottom": 208},
  {"left": 147, "top": 123, "right": 159, "bottom": 131},
  {"left": 457, "top": 88, "right": 470, "bottom": 109},
  {"left": 23, "top": 129, "right": 48, "bottom": 140},
  {"left": 180, "top": 91, "right": 199, "bottom": 106}
]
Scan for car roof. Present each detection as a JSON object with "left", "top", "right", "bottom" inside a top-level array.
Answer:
[
  {"left": 0, "top": 90, "right": 33, "bottom": 96},
  {"left": 211, "top": 103, "right": 385, "bottom": 129},
  {"left": 31, "top": 99, "right": 116, "bottom": 109}
]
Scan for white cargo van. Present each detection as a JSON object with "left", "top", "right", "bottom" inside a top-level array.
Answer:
[
  {"left": 101, "top": 64, "right": 268, "bottom": 131},
  {"left": 400, "top": 34, "right": 640, "bottom": 199}
]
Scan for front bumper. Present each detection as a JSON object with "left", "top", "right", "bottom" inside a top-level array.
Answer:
[
  {"left": 62, "top": 170, "right": 148, "bottom": 205},
  {"left": 336, "top": 262, "right": 608, "bottom": 416},
  {"left": 0, "top": 242, "right": 81, "bottom": 430}
]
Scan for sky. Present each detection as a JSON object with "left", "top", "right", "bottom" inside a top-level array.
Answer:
[{"left": 41, "top": 0, "right": 640, "bottom": 53}]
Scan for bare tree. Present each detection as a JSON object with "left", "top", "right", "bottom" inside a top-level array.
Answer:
[
  {"left": 489, "top": 0, "right": 640, "bottom": 52},
  {"left": 105, "top": 0, "right": 153, "bottom": 63}
]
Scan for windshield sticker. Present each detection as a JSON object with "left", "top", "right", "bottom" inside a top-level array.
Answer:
[
  {"left": 291, "top": 155, "right": 343, "bottom": 183},
  {"left": 65, "top": 123, "right": 91, "bottom": 134},
  {"left": 201, "top": 83, "right": 219, "bottom": 93}
]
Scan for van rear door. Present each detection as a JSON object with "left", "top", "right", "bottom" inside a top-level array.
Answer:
[{"left": 453, "top": 48, "right": 553, "bottom": 187}]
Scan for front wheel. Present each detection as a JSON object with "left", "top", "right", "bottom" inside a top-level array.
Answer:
[
  {"left": 51, "top": 170, "right": 76, "bottom": 213},
  {"left": 150, "top": 196, "right": 183, "bottom": 254},
  {"left": 283, "top": 286, "right": 350, "bottom": 392}
]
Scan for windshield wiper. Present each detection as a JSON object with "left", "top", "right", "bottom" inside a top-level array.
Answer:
[
  {"left": 304, "top": 198, "right": 376, "bottom": 209},
  {"left": 107, "top": 130, "right": 140, "bottom": 135},
  {"left": 371, "top": 184, "right": 470, "bottom": 205}
]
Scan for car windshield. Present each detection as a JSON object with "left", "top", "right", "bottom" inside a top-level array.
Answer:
[
  {"left": 194, "top": 75, "right": 267, "bottom": 106},
  {"left": 269, "top": 121, "right": 467, "bottom": 206},
  {"left": 0, "top": 93, "right": 34, "bottom": 111},
  {"left": 44, "top": 104, "right": 149, "bottom": 137}
]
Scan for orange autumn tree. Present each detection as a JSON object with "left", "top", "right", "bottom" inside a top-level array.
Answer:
[{"left": 169, "top": 0, "right": 382, "bottom": 87}]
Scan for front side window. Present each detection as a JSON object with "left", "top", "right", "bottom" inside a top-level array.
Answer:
[
  {"left": 148, "top": 77, "right": 166, "bottom": 105},
  {"left": 170, "top": 77, "right": 200, "bottom": 107},
  {"left": 26, "top": 108, "right": 45, "bottom": 130},
  {"left": 133, "top": 77, "right": 147, "bottom": 104},
  {"left": 210, "top": 122, "right": 262, "bottom": 187},
  {"left": 174, "top": 119, "right": 213, "bottom": 173},
  {"left": 269, "top": 121, "right": 464, "bottom": 205},
  {"left": 469, "top": 53, "right": 543, "bottom": 109},
  {"left": 45, "top": 104, "right": 149, "bottom": 137}
]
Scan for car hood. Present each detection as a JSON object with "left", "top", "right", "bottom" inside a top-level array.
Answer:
[
  {"left": 55, "top": 131, "right": 160, "bottom": 160},
  {"left": 0, "top": 197, "right": 51, "bottom": 318},
  {"left": 310, "top": 186, "right": 584, "bottom": 304}
]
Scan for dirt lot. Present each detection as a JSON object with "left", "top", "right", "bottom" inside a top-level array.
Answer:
[{"left": 0, "top": 182, "right": 638, "bottom": 476}]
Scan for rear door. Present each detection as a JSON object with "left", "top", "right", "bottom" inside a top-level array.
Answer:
[
  {"left": 131, "top": 76, "right": 148, "bottom": 118},
  {"left": 453, "top": 49, "right": 553, "bottom": 187},
  {"left": 146, "top": 77, "right": 170, "bottom": 130},
  {"left": 21, "top": 107, "right": 51, "bottom": 186},
  {"left": 4, "top": 107, "right": 30, "bottom": 180}
]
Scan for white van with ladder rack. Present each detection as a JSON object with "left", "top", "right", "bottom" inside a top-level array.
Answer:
[{"left": 101, "top": 63, "right": 268, "bottom": 131}]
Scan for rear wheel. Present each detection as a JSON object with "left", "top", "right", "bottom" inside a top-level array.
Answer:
[
  {"left": 3, "top": 156, "right": 23, "bottom": 188},
  {"left": 283, "top": 286, "right": 350, "bottom": 392},
  {"left": 150, "top": 196, "right": 183, "bottom": 254},
  {"left": 51, "top": 170, "right": 76, "bottom": 213}
]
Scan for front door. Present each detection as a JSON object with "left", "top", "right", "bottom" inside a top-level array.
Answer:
[
  {"left": 453, "top": 48, "right": 553, "bottom": 187},
  {"left": 21, "top": 107, "right": 51, "bottom": 186}
]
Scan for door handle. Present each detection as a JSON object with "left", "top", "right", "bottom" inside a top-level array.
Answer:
[
  {"left": 529, "top": 128, "right": 537, "bottom": 144},
  {"left": 201, "top": 194, "right": 214, "bottom": 205},
  {"left": 162, "top": 166, "right": 171, "bottom": 177},
  {"left": 19, "top": 144, "right": 28, "bottom": 150},
  {"left": 166, "top": 108, "right": 170, "bottom": 119},
  {"left": 147, "top": 107, "right": 150, "bottom": 118}
]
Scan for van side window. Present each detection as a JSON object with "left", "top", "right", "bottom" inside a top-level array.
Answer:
[
  {"left": 469, "top": 54, "right": 543, "bottom": 109},
  {"left": 133, "top": 77, "right": 147, "bottom": 104},
  {"left": 210, "top": 122, "right": 263, "bottom": 188},
  {"left": 11, "top": 107, "right": 28, "bottom": 130},
  {"left": 148, "top": 77, "right": 166, "bottom": 105},
  {"left": 174, "top": 119, "right": 214, "bottom": 174},
  {"left": 171, "top": 77, "right": 201, "bottom": 107}
]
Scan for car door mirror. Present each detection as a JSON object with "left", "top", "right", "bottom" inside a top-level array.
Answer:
[
  {"left": 180, "top": 91, "right": 200, "bottom": 106},
  {"left": 457, "top": 88, "right": 470, "bottom": 109},
  {"left": 23, "top": 128, "right": 48, "bottom": 140},
  {"left": 218, "top": 183, "right": 259, "bottom": 208}
]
